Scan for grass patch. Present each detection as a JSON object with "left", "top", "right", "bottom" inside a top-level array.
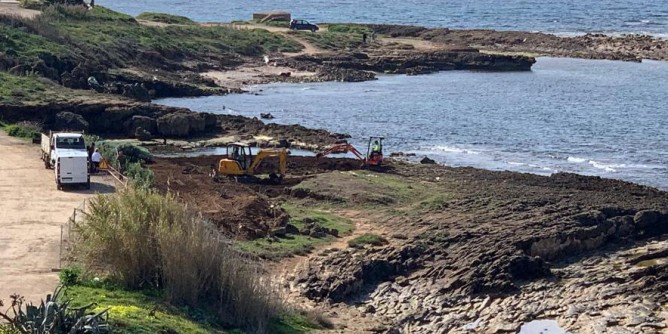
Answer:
[
  {"left": 0, "top": 73, "right": 53, "bottom": 104},
  {"left": 254, "top": 20, "right": 289, "bottom": 28},
  {"left": 418, "top": 193, "right": 454, "bottom": 211},
  {"left": 289, "top": 30, "right": 364, "bottom": 50},
  {"left": 293, "top": 171, "right": 428, "bottom": 207},
  {"left": 0, "top": 5, "right": 303, "bottom": 84},
  {"left": 326, "top": 23, "right": 373, "bottom": 35},
  {"left": 136, "top": 12, "right": 196, "bottom": 25},
  {"left": 237, "top": 203, "right": 354, "bottom": 259},
  {"left": 348, "top": 234, "right": 388, "bottom": 248},
  {"left": 268, "top": 312, "right": 331, "bottom": 334},
  {"left": 63, "top": 285, "right": 217, "bottom": 334}
]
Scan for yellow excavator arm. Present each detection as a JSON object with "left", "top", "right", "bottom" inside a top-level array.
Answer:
[{"left": 249, "top": 148, "right": 287, "bottom": 177}]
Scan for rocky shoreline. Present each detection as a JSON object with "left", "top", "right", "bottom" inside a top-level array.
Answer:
[{"left": 278, "top": 165, "right": 668, "bottom": 333}]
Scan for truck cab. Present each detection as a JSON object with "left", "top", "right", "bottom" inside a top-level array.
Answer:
[{"left": 42, "top": 132, "right": 90, "bottom": 190}]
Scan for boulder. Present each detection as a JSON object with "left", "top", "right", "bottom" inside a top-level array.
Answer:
[
  {"left": 54, "top": 111, "right": 89, "bottom": 132},
  {"left": 271, "top": 227, "right": 287, "bottom": 238},
  {"left": 634, "top": 210, "right": 661, "bottom": 228},
  {"left": 156, "top": 112, "right": 206, "bottom": 137},
  {"left": 285, "top": 223, "right": 300, "bottom": 235},
  {"left": 260, "top": 113, "right": 274, "bottom": 119},
  {"left": 134, "top": 127, "right": 153, "bottom": 141},
  {"left": 310, "top": 230, "right": 327, "bottom": 239},
  {"left": 420, "top": 157, "right": 436, "bottom": 164},
  {"left": 125, "top": 115, "right": 157, "bottom": 136}
]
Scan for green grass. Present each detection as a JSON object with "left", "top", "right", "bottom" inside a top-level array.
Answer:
[
  {"left": 0, "top": 73, "right": 51, "bottom": 104},
  {"left": 136, "top": 12, "right": 196, "bottom": 25},
  {"left": 289, "top": 30, "right": 364, "bottom": 50},
  {"left": 62, "top": 285, "right": 218, "bottom": 334},
  {"left": 268, "top": 313, "right": 329, "bottom": 334},
  {"left": 60, "top": 284, "right": 326, "bottom": 334},
  {"left": 326, "top": 23, "right": 373, "bottom": 35},
  {"left": 0, "top": 5, "right": 303, "bottom": 81},
  {"left": 254, "top": 20, "right": 289, "bottom": 28},
  {"left": 348, "top": 234, "right": 388, "bottom": 248},
  {"left": 237, "top": 203, "right": 354, "bottom": 259}
]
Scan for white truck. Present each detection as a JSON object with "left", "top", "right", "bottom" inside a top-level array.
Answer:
[{"left": 41, "top": 131, "right": 90, "bottom": 190}]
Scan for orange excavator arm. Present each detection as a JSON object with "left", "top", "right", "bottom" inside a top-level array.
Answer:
[{"left": 316, "top": 144, "right": 365, "bottom": 162}]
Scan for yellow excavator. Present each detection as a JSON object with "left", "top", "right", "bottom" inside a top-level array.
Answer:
[{"left": 212, "top": 143, "right": 287, "bottom": 184}]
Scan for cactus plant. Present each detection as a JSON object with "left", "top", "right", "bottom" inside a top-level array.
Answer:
[{"left": 0, "top": 286, "right": 111, "bottom": 334}]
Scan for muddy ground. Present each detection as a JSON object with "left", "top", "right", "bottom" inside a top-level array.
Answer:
[
  {"left": 149, "top": 153, "right": 668, "bottom": 333},
  {"left": 149, "top": 155, "right": 363, "bottom": 239}
]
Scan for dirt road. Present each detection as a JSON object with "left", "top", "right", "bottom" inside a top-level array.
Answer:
[
  {"left": 0, "top": 132, "right": 116, "bottom": 303},
  {"left": 0, "top": 1, "right": 40, "bottom": 19}
]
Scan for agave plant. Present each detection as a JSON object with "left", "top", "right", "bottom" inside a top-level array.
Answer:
[{"left": 0, "top": 286, "right": 111, "bottom": 334}]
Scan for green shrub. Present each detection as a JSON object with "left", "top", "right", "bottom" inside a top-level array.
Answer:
[
  {"left": 2, "top": 121, "right": 41, "bottom": 139},
  {"left": 75, "top": 188, "right": 281, "bottom": 332},
  {"left": 18, "top": 0, "right": 43, "bottom": 9},
  {"left": 136, "top": 12, "right": 196, "bottom": 25},
  {"left": 327, "top": 24, "right": 372, "bottom": 34},
  {"left": 59, "top": 265, "right": 82, "bottom": 286},
  {"left": 348, "top": 233, "right": 388, "bottom": 248}
]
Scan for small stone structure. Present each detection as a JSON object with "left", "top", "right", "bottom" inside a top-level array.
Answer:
[{"left": 252, "top": 11, "right": 291, "bottom": 22}]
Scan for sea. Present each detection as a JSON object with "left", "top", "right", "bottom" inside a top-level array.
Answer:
[
  {"left": 97, "top": 0, "right": 668, "bottom": 36},
  {"left": 157, "top": 58, "right": 668, "bottom": 190},
  {"left": 97, "top": 1, "right": 668, "bottom": 190}
]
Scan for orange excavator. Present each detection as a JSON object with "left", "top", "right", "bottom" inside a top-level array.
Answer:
[{"left": 316, "top": 136, "right": 385, "bottom": 170}]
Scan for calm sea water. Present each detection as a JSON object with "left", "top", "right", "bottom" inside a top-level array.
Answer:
[
  {"left": 157, "top": 57, "right": 668, "bottom": 190},
  {"left": 98, "top": 0, "right": 668, "bottom": 36}
]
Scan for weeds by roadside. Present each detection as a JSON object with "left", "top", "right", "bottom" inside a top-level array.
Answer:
[
  {"left": 348, "top": 233, "right": 388, "bottom": 248},
  {"left": 74, "top": 187, "right": 282, "bottom": 332},
  {"left": 0, "top": 121, "right": 41, "bottom": 139}
]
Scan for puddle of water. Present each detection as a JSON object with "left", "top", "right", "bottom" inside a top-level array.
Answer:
[
  {"left": 519, "top": 320, "right": 569, "bottom": 334},
  {"left": 153, "top": 147, "right": 320, "bottom": 158}
]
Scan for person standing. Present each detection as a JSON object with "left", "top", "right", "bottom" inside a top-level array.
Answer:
[
  {"left": 362, "top": 32, "right": 368, "bottom": 44},
  {"left": 91, "top": 148, "right": 102, "bottom": 173}
]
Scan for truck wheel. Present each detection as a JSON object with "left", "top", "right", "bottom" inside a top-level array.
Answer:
[
  {"left": 86, "top": 180, "right": 91, "bottom": 190},
  {"left": 56, "top": 182, "right": 62, "bottom": 190}
]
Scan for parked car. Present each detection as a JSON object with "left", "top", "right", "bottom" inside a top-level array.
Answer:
[{"left": 290, "top": 19, "right": 319, "bottom": 32}]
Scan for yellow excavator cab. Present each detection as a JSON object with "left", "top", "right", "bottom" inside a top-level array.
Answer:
[{"left": 214, "top": 143, "right": 287, "bottom": 183}]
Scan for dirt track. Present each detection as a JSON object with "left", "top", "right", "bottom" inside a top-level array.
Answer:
[{"left": 0, "top": 132, "right": 116, "bottom": 303}]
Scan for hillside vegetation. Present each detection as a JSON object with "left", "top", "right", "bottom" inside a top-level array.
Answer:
[{"left": 0, "top": 5, "right": 302, "bottom": 90}]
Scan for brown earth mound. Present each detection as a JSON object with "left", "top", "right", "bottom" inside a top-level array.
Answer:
[{"left": 150, "top": 155, "right": 363, "bottom": 239}]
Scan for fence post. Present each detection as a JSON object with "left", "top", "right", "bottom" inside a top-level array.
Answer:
[{"left": 59, "top": 225, "right": 63, "bottom": 270}]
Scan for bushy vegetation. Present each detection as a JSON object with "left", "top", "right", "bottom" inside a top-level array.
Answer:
[
  {"left": 136, "top": 12, "right": 196, "bottom": 25},
  {"left": 0, "top": 73, "right": 55, "bottom": 104},
  {"left": 1, "top": 121, "right": 41, "bottom": 139},
  {"left": 326, "top": 23, "right": 373, "bottom": 35},
  {"left": 0, "top": 5, "right": 302, "bottom": 72},
  {"left": 97, "top": 141, "right": 154, "bottom": 188},
  {"left": 74, "top": 188, "right": 282, "bottom": 332},
  {"left": 348, "top": 233, "right": 388, "bottom": 248},
  {"left": 289, "top": 30, "right": 364, "bottom": 50}
]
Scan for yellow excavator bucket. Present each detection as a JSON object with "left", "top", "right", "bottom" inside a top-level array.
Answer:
[{"left": 218, "top": 159, "right": 246, "bottom": 176}]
